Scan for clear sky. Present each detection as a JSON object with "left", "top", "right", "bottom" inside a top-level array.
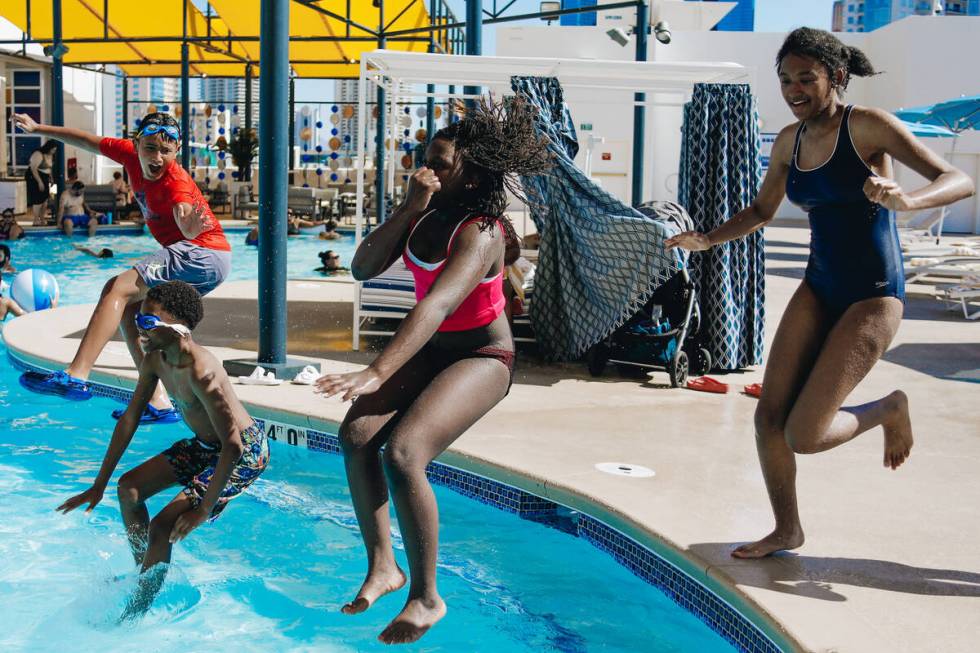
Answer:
[
  {"left": 300, "top": 1, "right": 838, "bottom": 101},
  {"left": 443, "top": 0, "right": 835, "bottom": 39}
]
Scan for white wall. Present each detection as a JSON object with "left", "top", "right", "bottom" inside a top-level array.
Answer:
[{"left": 498, "top": 15, "right": 980, "bottom": 233}]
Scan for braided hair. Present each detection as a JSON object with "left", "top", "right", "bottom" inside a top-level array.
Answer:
[
  {"left": 777, "top": 27, "right": 877, "bottom": 91},
  {"left": 433, "top": 95, "right": 552, "bottom": 229}
]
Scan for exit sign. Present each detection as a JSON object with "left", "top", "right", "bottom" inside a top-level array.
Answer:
[{"left": 580, "top": 123, "right": 593, "bottom": 131}]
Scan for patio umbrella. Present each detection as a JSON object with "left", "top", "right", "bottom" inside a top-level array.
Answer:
[
  {"left": 899, "top": 120, "right": 956, "bottom": 138},
  {"left": 895, "top": 95, "right": 980, "bottom": 235},
  {"left": 896, "top": 94, "right": 980, "bottom": 133}
]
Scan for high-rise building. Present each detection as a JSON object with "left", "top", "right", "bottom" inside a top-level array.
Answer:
[
  {"left": 834, "top": 0, "right": 978, "bottom": 32},
  {"left": 690, "top": 0, "right": 755, "bottom": 31},
  {"left": 200, "top": 77, "right": 260, "bottom": 132}
]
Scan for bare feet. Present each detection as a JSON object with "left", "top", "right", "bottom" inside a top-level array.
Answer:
[
  {"left": 882, "top": 390, "right": 914, "bottom": 470},
  {"left": 731, "top": 527, "right": 805, "bottom": 559},
  {"left": 341, "top": 566, "right": 407, "bottom": 615},
  {"left": 378, "top": 595, "right": 447, "bottom": 645}
]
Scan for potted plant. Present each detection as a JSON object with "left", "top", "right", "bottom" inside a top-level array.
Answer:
[{"left": 227, "top": 128, "right": 258, "bottom": 182}]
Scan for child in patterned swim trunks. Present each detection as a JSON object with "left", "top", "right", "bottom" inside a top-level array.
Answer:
[{"left": 56, "top": 280, "right": 269, "bottom": 619}]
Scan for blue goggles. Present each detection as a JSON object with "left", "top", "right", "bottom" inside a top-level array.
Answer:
[
  {"left": 135, "top": 312, "right": 167, "bottom": 331},
  {"left": 139, "top": 123, "right": 180, "bottom": 141},
  {"left": 135, "top": 312, "right": 190, "bottom": 338}
]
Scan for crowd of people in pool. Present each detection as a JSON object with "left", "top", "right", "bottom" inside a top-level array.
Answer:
[{"left": 3, "top": 27, "right": 976, "bottom": 645}]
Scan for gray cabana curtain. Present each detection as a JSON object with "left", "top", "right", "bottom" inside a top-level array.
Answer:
[
  {"left": 512, "top": 76, "right": 682, "bottom": 361},
  {"left": 679, "top": 83, "right": 765, "bottom": 370}
]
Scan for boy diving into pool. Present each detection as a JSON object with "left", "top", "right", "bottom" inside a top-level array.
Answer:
[
  {"left": 56, "top": 281, "right": 269, "bottom": 619},
  {"left": 13, "top": 111, "right": 231, "bottom": 425}
]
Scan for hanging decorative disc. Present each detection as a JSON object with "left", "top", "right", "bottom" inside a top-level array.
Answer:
[
  {"left": 372, "top": 106, "right": 380, "bottom": 119},
  {"left": 147, "top": 104, "right": 158, "bottom": 115},
  {"left": 400, "top": 154, "right": 413, "bottom": 169},
  {"left": 300, "top": 127, "right": 313, "bottom": 141},
  {"left": 399, "top": 114, "right": 412, "bottom": 128},
  {"left": 174, "top": 105, "right": 183, "bottom": 118},
  {"left": 342, "top": 105, "right": 355, "bottom": 119},
  {"left": 329, "top": 114, "right": 340, "bottom": 125},
  {"left": 204, "top": 104, "right": 212, "bottom": 118},
  {"left": 341, "top": 157, "right": 353, "bottom": 167},
  {"left": 434, "top": 105, "right": 443, "bottom": 119},
  {"left": 328, "top": 158, "right": 340, "bottom": 171},
  {"left": 215, "top": 136, "right": 228, "bottom": 150},
  {"left": 329, "top": 136, "right": 342, "bottom": 150},
  {"left": 415, "top": 128, "right": 427, "bottom": 142},
  {"left": 300, "top": 105, "right": 312, "bottom": 117},
  {"left": 416, "top": 106, "right": 427, "bottom": 118}
]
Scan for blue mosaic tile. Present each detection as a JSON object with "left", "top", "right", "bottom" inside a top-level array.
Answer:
[{"left": 6, "top": 349, "right": 783, "bottom": 653}]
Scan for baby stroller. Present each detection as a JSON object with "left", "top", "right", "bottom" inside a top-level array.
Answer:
[{"left": 584, "top": 202, "right": 711, "bottom": 388}]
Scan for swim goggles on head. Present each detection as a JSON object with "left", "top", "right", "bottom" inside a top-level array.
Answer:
[
  {"left": 138, "top": 123, "right": 180, "bottom": 141},
  {"left": 135, "top": 312, "right": 191, "bottom": 337}
]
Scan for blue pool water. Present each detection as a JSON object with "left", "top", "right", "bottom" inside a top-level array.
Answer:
[
  {"left": 0, "top": 229, "right": 358, "bottom": 306},
  {"left": 0, "top": 233, "right": 737, "bottom": 652}
]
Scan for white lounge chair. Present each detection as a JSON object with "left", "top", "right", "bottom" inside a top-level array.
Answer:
[
  {"left": 905, "top": 256, "right": 980, "bottom": 285},
  {"left": 939, "top": 277, "right": 980, "bottom": 320},
  {"left": 352, "top": 258, "right": 537, "bottom": 350},
  {"left": 897, "top": 207, "right": 946, "bottom": 246}
]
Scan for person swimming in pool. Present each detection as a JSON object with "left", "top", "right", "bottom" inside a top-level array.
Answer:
[
  {"left": 0, "top": 207, "right": 25, "bottom": 241},
  {"left": 74, "top": 244, "right": 114, "bottom": 258},
  {"left": 14, "top": 111, "right": 232, "bottom": 425},
  {"left": 56, "top": 281, "right": 269, "bottom": 620},
  {"left": 0, "top": 244, "right": 25, "bottom": 320},
  {"left": 314, "top": 96, "right": 552, "bottom": 645},
  {"left": 666, "top": 27, "right": 975, "bottom": 558}
]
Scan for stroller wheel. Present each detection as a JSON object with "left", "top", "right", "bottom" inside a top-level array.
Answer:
[
  {"left": 667, "top": 350, "right": 689, "bottom": 388},
  {"left": 692, "top": 347, "right": 712, "bottom": 376},
  {"left": 586, "top": 344, "right": 609, "bottom": 377}
]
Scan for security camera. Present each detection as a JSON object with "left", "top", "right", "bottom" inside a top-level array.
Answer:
[
  {"left": 606, "top": 27, "right": 631, "bottom": 47},
  {"left": 654, "top": 21, "right": 671, "bottom": 44},
  {"left": 42, "top": 43, "right": 70, "bottom": 58}
]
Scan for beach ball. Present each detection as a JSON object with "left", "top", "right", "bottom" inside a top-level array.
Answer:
[{"left": 11, "top": 269, "right": 60, "bottom": 312}]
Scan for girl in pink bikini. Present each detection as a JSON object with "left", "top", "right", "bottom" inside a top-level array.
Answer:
[{"left": 315, "top": 98, "right": 551, "bottom": 645}]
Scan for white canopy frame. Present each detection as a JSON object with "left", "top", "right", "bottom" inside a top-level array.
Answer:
[{"left": 352, "top": 50, "right": 753, "bottom": 350}]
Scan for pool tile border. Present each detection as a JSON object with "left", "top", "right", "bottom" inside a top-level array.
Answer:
[{"left": 7, "top": 350, "right": 784, "bottom": 653}]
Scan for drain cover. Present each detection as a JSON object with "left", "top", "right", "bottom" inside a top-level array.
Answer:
[{"left": 595, "top": 462, "right": 655, "bottom": 478}]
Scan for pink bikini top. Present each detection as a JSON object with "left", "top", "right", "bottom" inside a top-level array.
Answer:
[{"left": 403, "top": 210, "right": 506, "bottom": 332}]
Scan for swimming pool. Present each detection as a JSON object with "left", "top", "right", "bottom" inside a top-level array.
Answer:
[
  {"left": 0, "top": 231, "right": 748, "bottom": 651},
  {"left": 0, "top": 228, "right": 357, "bottom": 305},
  {"left": 0, "top": 339, "right": 736, "bottom": 652}
]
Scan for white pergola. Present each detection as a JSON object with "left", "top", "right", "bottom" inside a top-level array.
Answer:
[{"left": 351, "top": 50, "right": 752, "bottom": 349}]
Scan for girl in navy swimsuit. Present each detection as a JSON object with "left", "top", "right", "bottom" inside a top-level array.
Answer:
[{"left": 667, "top": 28, "right": 974, "bottom": 558}]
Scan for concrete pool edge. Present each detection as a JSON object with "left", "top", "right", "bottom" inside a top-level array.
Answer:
[{"left": 4, "top": 316, "right": 798, "bottom": 653}]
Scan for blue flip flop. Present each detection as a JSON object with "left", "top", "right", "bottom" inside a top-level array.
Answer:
[
  {"left": 19, "top": 370, "right": 93, "bottom": 401},
  {"left": 111, "top": 404, "right": 181, "bottom": 425}
]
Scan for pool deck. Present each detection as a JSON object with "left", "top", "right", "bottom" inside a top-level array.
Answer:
[{"left": 5, "top": 225, "right": 979, "bottom": 653}]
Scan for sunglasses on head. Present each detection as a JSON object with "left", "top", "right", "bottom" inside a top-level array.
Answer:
[
  {"left": 139, "top": 123, "right": 180, "bottom": 141},
  {"left": 135, "top": 311, "right": 191, "bottom": 337}
]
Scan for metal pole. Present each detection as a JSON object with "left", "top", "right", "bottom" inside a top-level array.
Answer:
[
  {"left": 258, "top": 0, "right": 289, "bottom": 365},
  {"left": 181, "top": 42, "right": 191, "bottom": 170},
  {"left": 631, "top": 0, "right": 648, "bottom": 207},
  {"left": 426, "top": 0, "right": 436, "bottom": 143},
  {"left": 244, "top": 64, "right": 253, "bottom": 135},
  {"left": 51, "top": 0, "right": 66, "bottom": 198},
  {"left": 375, "top": 1, "right": 387, "bottom": 223},
  {"left": 288, "top": 75, "right": 295, "bottom": 181},
  {"left": 464, "top": 0, "right": 482, "bottom": 104}
]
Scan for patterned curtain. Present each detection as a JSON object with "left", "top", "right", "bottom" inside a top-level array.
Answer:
[
  {"left": 511, "top": 76, "right": 682, "bottom": 361},
  {"left": 679, "top": 83, "right": 765, "bottom": 370}
]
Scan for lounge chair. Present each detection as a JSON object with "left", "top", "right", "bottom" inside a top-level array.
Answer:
[
  {"left": 353, "top": 259, "right": 537, "bottom": 350},
  {"left": 939, "top": 279, "right": 980, "bottom": 320},
  {"left": 897, "top": 207, "right": 946, "bottom": 246},
  {"left": 905, "top": 256, "right": 980, "bottom": 284}
]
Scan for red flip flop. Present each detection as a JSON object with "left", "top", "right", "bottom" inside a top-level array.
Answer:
[
  {"left": 743, "top": 383, "right": 763, "bottom": 398},
  {"left": 686, "top": 376, "right": 730, "bottom": 394}
]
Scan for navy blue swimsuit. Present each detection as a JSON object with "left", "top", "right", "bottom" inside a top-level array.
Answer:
[{"left": 785, "top": 105, "right": 905, "bottom": 315}]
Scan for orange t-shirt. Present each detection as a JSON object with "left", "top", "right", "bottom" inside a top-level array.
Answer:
[{"left": 99, "top": 138, "right": 230, "bottom": 251}]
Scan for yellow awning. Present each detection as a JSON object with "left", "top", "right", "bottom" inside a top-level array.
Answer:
[{"left": 1, "top": 0, "right": 442, "bottom": 78}]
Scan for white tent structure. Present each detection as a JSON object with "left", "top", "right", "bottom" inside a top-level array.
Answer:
[{"left": 351, "top": 50, "right": 753, "bottom": 350}]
